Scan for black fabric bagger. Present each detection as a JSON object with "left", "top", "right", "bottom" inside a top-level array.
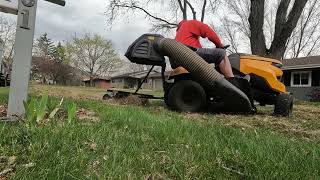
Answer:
[{"left": 125, "top": 34, "right": 165, "bottom": 67}]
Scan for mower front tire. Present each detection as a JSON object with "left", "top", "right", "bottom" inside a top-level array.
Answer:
[
  {"left": 274, "top": 93, "right": 293, "bottom": 117},
  {"left": 167, "top": 80, "right": 206, "bottom": 112}
]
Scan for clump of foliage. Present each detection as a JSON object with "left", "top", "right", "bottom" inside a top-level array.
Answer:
[
  {"left": 23, "top": 95, "right": 77, "bottom": 128},
  {"left": 307, "top": 88, "right": 320, "bottom": 102}
]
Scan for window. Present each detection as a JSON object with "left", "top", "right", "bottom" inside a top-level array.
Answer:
[{"left": 291, "top": 71, "right": 312, "bottom": 87}]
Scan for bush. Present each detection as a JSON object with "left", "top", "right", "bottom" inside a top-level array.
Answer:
[{"left": 307, "top": 88, "right": 320, "bottom": 101}]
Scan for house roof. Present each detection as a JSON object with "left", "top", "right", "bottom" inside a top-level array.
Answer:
[
  {"left": 282, "top": 56, "right": 320, "bottom": 70},
  {"left": 148, "top": 71, "right": 171, "bottom": 78},
  {"left": 82, "top": 76, "right": 111, "bottom": 82},
  {"left": 111, "top": 70, "right": 159, "bottom": 79}
]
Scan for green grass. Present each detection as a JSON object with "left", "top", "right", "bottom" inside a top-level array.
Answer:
[{"left": 0, "top": 86, "right": 320, "bottom": 179}]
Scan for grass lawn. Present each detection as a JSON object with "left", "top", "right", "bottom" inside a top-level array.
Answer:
[{"left": 0, "top": 85, "right": 320, "bottom": 179}]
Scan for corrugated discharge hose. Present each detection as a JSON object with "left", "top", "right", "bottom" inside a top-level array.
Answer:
[{"left": 155, "top": 38, "right": 253, "bottom": 112}]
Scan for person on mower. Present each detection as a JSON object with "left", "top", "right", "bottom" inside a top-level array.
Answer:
[{"left": 175, "top": 19, "right": 234, "bottom": 78}]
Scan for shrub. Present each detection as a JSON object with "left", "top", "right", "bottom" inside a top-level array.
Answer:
[{"left": 307, "top": 88, "right": 320, "bottom": 102}]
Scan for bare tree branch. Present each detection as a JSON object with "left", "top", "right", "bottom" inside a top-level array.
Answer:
[
  {"left": 111, "top": 2, "right": 177, "bottom": 26},
  {"left": 106, "top": 0, "right": 220, "bottom": 32},
  {"left": 201, "top": 0, "right": 207, "bottom": 22},
  {"left": 186, "top": 0, "right": 197, "bottom": 20}
]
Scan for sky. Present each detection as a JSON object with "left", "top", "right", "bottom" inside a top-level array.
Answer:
[
  {"left": 1, "top": 0, "right": 153, "bottom": 54},
  {"left": 0, "top": 0, "right": 251, "bottom": 55}
]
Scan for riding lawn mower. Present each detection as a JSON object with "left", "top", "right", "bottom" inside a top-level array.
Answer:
[{"left": 108, "top": 34, "right": 293, "bottom": 116}]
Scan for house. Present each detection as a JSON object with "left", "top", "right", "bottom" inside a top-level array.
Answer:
[
  {"left": 111, "top": 70, "right": 158, "bottom": 89},
  {"left": 282, "top": 56, "right": 320, "bottom": 100},
  {"left": 83, "top": 76, "right": 112, "bottom": 89},
  {"left": 148, "top": 71, "right": 171, "bottom": 90},
  {"left": 111, "top": 70, "right": 170, "bottom": 90}
]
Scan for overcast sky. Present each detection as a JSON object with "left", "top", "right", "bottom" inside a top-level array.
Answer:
[
  {"left": 1, "top": 0, "right": 243, "bottom": 54},
  {"left": 3, "top": 0, "right": 154, "bottom": 54},
  {"left": 39, "top": 0, "right": 156, "bottom": 54}
]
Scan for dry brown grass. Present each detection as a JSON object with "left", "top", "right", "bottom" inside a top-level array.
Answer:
[
  {"left": 29, "top": 85, "right": 107, "bottom": 101},
  {"left": 183, "top": 104, "right": 320, "bottom": 139},
  {"left": 28, "top": 85, "right": 320, "bottom": 139}
]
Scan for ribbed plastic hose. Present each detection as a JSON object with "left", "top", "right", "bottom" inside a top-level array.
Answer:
[
  {"left": 156, "top": 38, "right": 223, "bottom": 85},
  {"left": 155, "top": 38, "right": 253, "bottom": 112}
]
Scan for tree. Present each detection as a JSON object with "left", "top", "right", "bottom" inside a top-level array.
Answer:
[
  {"left": 106, "top": 0, "right": 220, "bottom": 31},
  {"left": 285, "top": 0, "right": 320, "bottom": 58},
  {"left": 32, "top": 56, "right": 74, "bottom": 85},
  {"left": 221, "top": 0, "right": 317, "bottom": 60},
  {"left": 52, "top": 42, "right": 69, "bottom": 63},
  {"left": 32, "top": 35, "right": 75, "bottom": 85},
  {"left": 67, "top": 33, "right": 123, "bottom": 86},
  {"left": 0, "top": 15, "right": 16, "bottom": 86},
  {"left": 34, "top": 33, "right": 55, "bottom": 60}
]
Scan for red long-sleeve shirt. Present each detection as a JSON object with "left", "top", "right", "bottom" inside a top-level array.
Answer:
[{"left": 175, "top": 20, "right": 223, "bottom": 49}]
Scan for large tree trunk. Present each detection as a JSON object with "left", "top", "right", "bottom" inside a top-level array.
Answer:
[
  {"left": 248, "top": 0, "right": 267, "bottom": 56},
  {"left": 269, "top": 0, "right": 308, "bottom": 59},
  {"left": 248, "top": 0, "right": 308, "bottom": 60}
]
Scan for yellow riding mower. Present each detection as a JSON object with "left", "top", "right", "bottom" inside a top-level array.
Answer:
[{"left": 120, "top": 34, "right": 293, "bottom": 116}]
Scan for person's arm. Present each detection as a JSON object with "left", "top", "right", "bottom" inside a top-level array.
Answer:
[{"left": 198, "top": 22, "right": 224, "bottom": 48}]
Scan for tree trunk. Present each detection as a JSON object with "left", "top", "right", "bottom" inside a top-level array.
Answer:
[
  {"left": 4, "top": 74, "right": 7, "bottom": 87},
  {"left": 269, "top": 0, "right": 308, "bottom": 59},
  {"left": 201, "top": 0, "right": 207, "bottom": 22},
  {"left": 248, "top": 0, "right": 267, "bottom": 56},
  {"left": 90, "top": 77, "right": 94, "bottom": 87},
  {"left": 183, "top": 0, "right": 187, "bottom": 19}
]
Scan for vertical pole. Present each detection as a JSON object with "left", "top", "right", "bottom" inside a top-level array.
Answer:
[
  {"left": 0, "top": 39, "right": 4, "bottom": 74},
  {"left": 7, "top": 0, "right": 38, "bottom": 118}
]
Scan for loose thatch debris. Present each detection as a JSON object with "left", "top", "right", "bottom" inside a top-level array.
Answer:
[
  {"left": 144, "top": 173, "right": 167, "bottom": 180},
  {"left": 109, "top": 95, "right": 149, "bottom": 106},
  {"left": 76, "top": 108, "right": 99, "bottom": 122},
  {"left": 183, "top": 104, "right": 320, "bottom": 140},
  {"left": 0, "top": 105, "right": 7, "bottom": 117},
  {"left": 0, "top": 156, "right": 17, "bottom": 179}
]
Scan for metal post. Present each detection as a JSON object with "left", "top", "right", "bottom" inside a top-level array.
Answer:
[
  {"left": 7, "top": 0, "right": 38, "bottom": 118},
  {"left": 134, "top": 66, "right": 155, "bottom": 94},
  {"left": 0, "top": 39, "right": 4, "bottom": 74}
]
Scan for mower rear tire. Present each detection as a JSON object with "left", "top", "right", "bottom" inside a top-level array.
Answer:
[
  {"left": 274, "top": 93, "right": 293, "bottom": 117},
  {"left": 167, "top": 80, "right": 206, "bottom": 112}
]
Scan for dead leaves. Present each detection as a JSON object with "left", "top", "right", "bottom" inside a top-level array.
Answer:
[
  {"left": 77, "top": 108, "right": 99, "bottom": 123},
  {"left": 0, "top": 156, "right": 16, "bottom": 179}
]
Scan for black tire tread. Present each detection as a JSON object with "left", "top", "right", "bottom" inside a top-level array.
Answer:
[
  {"left": 167, "top": 80, "right": 206, "bottom": 112},
  {"left": 274, "top": 93, "right": 293, "bottom": 117}
]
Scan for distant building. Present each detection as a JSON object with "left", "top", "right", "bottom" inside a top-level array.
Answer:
[
  {"left": 111, "top": 70, "right": 170, "bottom": 90},
  {"left": 282, "top": 56, "right": 320, "bottom": 100},
  {"left": 83, "top": 76, "right": 112, "bottom": 89}
]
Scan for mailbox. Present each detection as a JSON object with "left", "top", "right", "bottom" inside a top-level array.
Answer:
[{"left": 0, "top": 0, "right": 67, "bottom": 118}]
